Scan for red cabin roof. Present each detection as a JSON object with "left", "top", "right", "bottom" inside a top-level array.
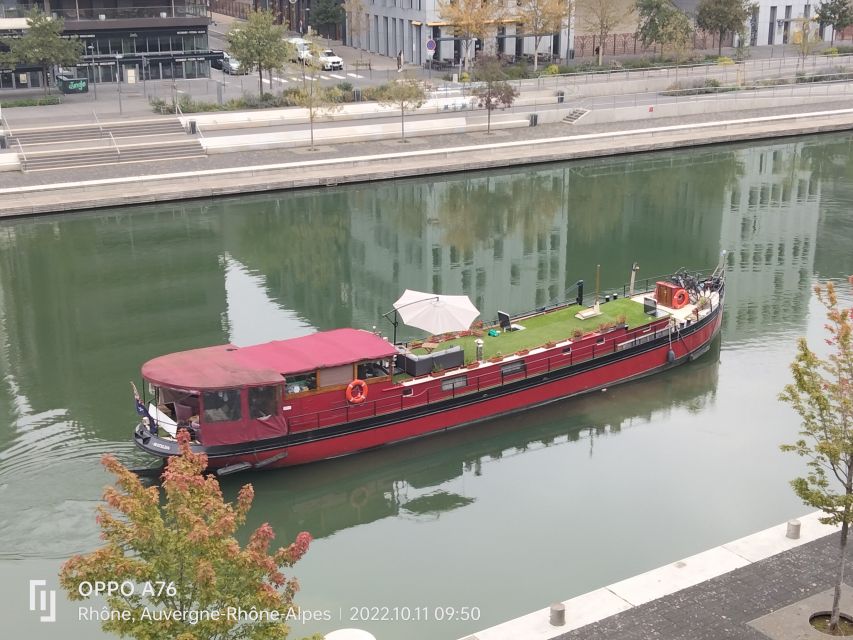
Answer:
[{"left": 142, "top": 328, "right": 397, "bottom": 390}]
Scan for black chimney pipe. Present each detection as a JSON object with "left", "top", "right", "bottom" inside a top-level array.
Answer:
[{"left": 576, "top": 280, "right": 584, "bottom": 306}]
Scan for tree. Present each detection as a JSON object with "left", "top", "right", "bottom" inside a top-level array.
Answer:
[
  {"left": 515, "top": 0, "right": 574, "bottom": 72},
  {"left": 660, "top": 8, "right": 693, "bottom": 67},
  {"left": 635, "top": 0, "right": 676, "bottom": 56},
  {"left": 792, "top": 17, "right": 821, "bottom": 69},
  {"left": 228, "top": 9, "right": 291, "bottom": 95},
  {"left": 438, "top": 0, "right": 506, "bottom": 72},
  {"left": 0, "top": 8, "right": 82, "bottom": 95},
  {"left": 696, "top": 0, "right": 750, "bottom": 56},
  {"left": 472, "top": 56, "right": 519, "bottom": 133},
  {"left": 377, "top": 73, "right": 427, "bottom": 142},
  {"left": 780, "top": 282, "right": 853, "bottom": 634},
  {"left": 817, "top": 0, "right": 853, "bottom": 46},
  {"left": 310, "top": 0, "right": 346, "bottom": 38},
  {"left": 577, "top": 0, "right": 634, "bottom": 65},
  {"left": 59, "top": 431, "right": 313, "bottom": 639},
  {"left": 294, "top": 42, "right": 345, "bottom": 150}
]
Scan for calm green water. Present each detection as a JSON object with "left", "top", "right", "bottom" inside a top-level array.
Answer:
[{"left": 1, "top": 135, "right": 853, "bottom": 640}]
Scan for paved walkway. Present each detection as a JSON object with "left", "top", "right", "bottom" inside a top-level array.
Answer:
[{"left": 555, "top": 531, "right": 849, "bottom": 640}]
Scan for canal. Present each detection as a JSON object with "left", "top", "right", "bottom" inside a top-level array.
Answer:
[{"left": 1, "top": 134, "right": 852, "bottom": 640}]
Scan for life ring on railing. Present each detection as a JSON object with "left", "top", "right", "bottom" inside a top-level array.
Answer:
[
  {"left": 346, "top": 379, "right": 368, "bottom": 404},
  {"left": 672, "top": 288, "right": 689, "bottom": 309},
  {"left": 350, "top": 486, "right": 369, "bottom": 509}
]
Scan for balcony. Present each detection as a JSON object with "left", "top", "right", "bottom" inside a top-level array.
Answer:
[{"left": 56, "top": 5, "right": 208, "bottom": 21}]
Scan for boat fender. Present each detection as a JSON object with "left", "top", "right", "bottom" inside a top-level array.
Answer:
[
  {"left": 672, "top": 288, "right": 689, "bottom": 309},
  {"left": 667, "top": 349, "right": 676, "bottom": 363},
  {"left": 346, "top": 379, "right": 369, "bottom": 404},
  {"left": 350, "top": 486, "right": 369, "bottom": 509}
]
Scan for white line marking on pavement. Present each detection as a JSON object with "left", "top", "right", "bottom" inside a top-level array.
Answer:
[
  {"left": 319, "top": 75, "right": 331, "bottom": 80},
  {"left": 329, "top": 73, "right": 345, "bottom": 79},
  {"left": 346, "top": 73, "right": 363, "bottom": 79},
  {"left": 289, "top": 77, "right": 300, "bottom": 82}
]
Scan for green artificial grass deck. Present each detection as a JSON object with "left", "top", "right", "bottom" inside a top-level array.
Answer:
[{"left": 412, "top": 298, "right": 652, "bottom": 363}]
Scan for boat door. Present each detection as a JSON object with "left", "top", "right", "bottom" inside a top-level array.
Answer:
[{"left": 245, "top": 384, "right": 288, "bottom": 442}]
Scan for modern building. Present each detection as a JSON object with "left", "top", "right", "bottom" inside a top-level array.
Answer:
[
  {"left": 0, "top": 0, "right": 218, "bottom": 90},
  {"left": 344, "top": 0, "right": 575, "bottom": 67}
]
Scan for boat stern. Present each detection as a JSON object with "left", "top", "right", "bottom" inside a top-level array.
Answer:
[{"left": 133, "top": 423, "right": 182, "bottom": 458}]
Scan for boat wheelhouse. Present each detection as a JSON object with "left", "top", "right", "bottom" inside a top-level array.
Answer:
[{"left": 134, "top": 267, "right": 725, "bottom": 474}]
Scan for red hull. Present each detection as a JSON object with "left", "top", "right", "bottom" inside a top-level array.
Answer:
[{"left": 201, "top": 306, "right": 722, "bottom": 470}]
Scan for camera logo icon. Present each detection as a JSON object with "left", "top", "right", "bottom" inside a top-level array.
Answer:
[{"left": 29, "top": 579, "right": 56, "bottom": 623}]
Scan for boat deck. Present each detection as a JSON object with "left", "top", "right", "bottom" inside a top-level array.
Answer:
[{"left": 410, "top": 297, "right": 652, "bottom": 363}]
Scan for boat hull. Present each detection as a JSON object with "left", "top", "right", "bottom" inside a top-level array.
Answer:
[{"left": 134, "top": 297, "right": 723, "bottom": 471}]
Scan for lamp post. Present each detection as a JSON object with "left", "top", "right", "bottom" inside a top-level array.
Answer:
[
  {"left": 87, "top": 44, "right": 97, "bottom": 100},
  {"left": 115, "top": 54, "right": 123, "bottom": 114}
]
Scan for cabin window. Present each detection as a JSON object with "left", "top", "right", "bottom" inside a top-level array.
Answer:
[
  {"left": 202, "top": 389, "right": 242, "bottom": 423},
  {"left": 501, "top": 361, "right": 526, "bottom": 376},
  {"left": 153, "top": 386, "right": 200, "bottom": 424},
  {"left": 249, "top": 386, "right": 279, "bottom": 419},
  {"left": 441, "top": 376, "right": 468, "bottom": 392},
  {"left": 286, "top": 372, "right": 317, "bottom": 394},
  {"left": 357, "top": 360, "right": 389, "bottom": 380},
  {"left": 319, "top": 364, "right": 353, "bottom": 388}
]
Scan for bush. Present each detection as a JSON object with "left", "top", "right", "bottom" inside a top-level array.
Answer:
[
  {"left": 835, "top": 45, "right": 853, "bottom": 54},
  {"left": 824, "top": 47, "right": 839, "bottom": 56},
  {"left": 716, "top": 56, "right": 734, "bottom": 65},
  {"left": 541, "top": 64, "right": 560, "bottom": 75},
  {"left": 336, "top": 81, "right": 353, "bottom": 92},
  {"left": 459, "top": 71, "right": 470, "bottom": 82},
  {"left": 0, "top": 95, "right": 61, "bottom": 107}
]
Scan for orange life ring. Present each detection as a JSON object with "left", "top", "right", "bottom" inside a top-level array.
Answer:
[
  {"left": 672, "top": 288, "right": 689, "bottom": 309},
  {"left": 346, "top": 379, "right": 368, "bottom": 404}
]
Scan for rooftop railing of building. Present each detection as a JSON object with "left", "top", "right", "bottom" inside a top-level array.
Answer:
[{"left": 0, "top": 4, "right": 208, "bottom": 20}]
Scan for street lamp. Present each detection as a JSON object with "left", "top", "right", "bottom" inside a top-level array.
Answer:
[
  {"left": 87, "top": 44, "right": 97, "bottom": 99},
  {"left": 115, "top": 54, "right": 123, "bottom": 114}
]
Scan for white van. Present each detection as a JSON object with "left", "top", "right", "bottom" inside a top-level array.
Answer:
[{"left": 286, "top": 37, "right": 311, "bottom": 63}]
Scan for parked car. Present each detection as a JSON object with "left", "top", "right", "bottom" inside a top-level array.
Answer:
[
  {"left": 224, "top": 55, "right": 249, "bottom": 75},
  {"left": 210, "top": 52, "right": 226, "bottom": 70},
  {"left": 318, "top": 49, "right": 344, "bottom": 71}
]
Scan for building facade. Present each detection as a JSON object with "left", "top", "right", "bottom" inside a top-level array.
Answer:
[
  {"left": 345, "top": 0, "right": 575, "bottom": 66},
  {"left": 743, "top": 0, "right": 833, "bottom": 46},
  {"left": 0, "top": 0, "right": 217, "bottom": 90}
]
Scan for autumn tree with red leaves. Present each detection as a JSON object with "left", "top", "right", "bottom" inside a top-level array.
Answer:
[{"left": 60, "top": 431, "right": 313, "bottom": 639}]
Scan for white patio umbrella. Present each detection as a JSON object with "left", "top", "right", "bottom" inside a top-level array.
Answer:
[{"left": 392, "top": 289, "right": 480, "bottom": 336}]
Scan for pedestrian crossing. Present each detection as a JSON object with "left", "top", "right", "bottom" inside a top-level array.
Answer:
[{"left": 260, "top": 72, "right": 363, "bottom": 85}]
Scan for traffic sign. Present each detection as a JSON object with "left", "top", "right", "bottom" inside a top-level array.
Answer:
[{"left": 426, "top": 38, "right": 436, "bottom": 57}]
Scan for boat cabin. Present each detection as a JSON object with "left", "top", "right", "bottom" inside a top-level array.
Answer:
[{"left": 140, "top": 328, "right": 397, "bottom": 447}]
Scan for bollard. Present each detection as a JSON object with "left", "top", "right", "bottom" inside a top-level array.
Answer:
[
  {"left": 550, "top": 603, "right": 566, "bottom": 626},
  {"left": 475, "top": 338, "right": 484, "bottom": 362},
  {"left": 786, "top": 519, "right": 801, "bottom": 539}
]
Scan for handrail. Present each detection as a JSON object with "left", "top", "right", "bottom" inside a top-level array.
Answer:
[
  {"left": 93, "top": 110, "right": 103, "bottom": 137},
  {"left": 16, "top": 139, "right": 27, "bottom": 171},
  {"left": 175, "top": 101, "right": 183, "bottom": 117},
  {"left": 1, "top": 110, "right": 11, "bottom": 137},
  {"left": 285, "top": 303, "right": 724, "bottom": 432},
  {"left": 108, "top": 131, "right": 120, "bottom": 156}
]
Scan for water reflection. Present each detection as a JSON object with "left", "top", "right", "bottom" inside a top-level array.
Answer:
[{"left": 237, "top": 342, "right": 719, "bottom": 543}]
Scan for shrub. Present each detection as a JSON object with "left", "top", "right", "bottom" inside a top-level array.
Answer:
[
  {"left": 824, "top": 47, "right": 839, "bottom": 56},
  {"left": 704, "top": 78, "right": 721, "bottom": 88},
  {"left": 836, "top": 45, "right": 853, "bottom": 54},
  {"left": 542, "top": 64, "right": 560, "bottom": 75},
  {"left": 0, "top": 95, "right": 61, "bottom": 107},
  {"left": 459, "top": 71, "right": 470, "bottom": 82},
  {"left": 716, "top": 56, "right": 734, "bottom": 65},
  {"left": 336, "top": 81, "right": 353, "bottom": 92}
]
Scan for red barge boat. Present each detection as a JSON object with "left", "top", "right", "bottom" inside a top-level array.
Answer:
[{"left": 133, "top": 266, "right": 725, "bottom": 474}]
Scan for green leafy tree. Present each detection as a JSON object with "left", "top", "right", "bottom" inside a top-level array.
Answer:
[
  {"left": 228, "top": 9, "right": 291, "bottom": 96},
  {"left": 59, "top": 431, "right": 313, "bottom": 639},
  {"left": 310, "top": 0, "right": 346, "bottom": 38},
  {"left": 780, "top": 282, "right": 853, "bottom": 634},
  {"left": 635, "top": 0, "right": 676, "bottom": 56},
  {"left": 696, "top": 0, "right": 750, "bottom": 55},
  {"left": 0, "top": 8, "right": 83, "bottom": 95},
  {"left": 472, "top": 56, "right": 519, "bottom": 134},
  {"left": 376, "top": 73, "right": 426, "bottom": 142},
  {"left": 294, "top": 42, "right": 345, "bottom": 150},
  {"left": 660, "top": 8, "right": 693, "bottom": 68},
  {"left": 515, "top": 0, "right": 574, "bottom": 72},
  {"left": 817, "top": 0, "right": 853, "bottom": 46}
]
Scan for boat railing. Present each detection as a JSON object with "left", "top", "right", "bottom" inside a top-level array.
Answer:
[{"left": 287, "top": 305, "right": 721, "bottom": 433}]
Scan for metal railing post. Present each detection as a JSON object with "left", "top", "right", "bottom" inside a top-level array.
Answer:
[{"left": 16, "top": 139, "right": 27, "bottom": 172}]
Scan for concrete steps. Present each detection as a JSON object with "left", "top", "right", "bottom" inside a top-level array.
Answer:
[
  {"left": 22, "top": 140, "right": 205, "bottom": 172},
  {"left": 563, "top": 108, "right": 590, "bottom": 125},
  {"left": 8, "top": 118, "right": 186, "bottom": 147}
]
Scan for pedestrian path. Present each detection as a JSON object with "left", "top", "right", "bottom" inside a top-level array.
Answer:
[{"left": 462, "top": 512, "right": 840, "bottom": 640}]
